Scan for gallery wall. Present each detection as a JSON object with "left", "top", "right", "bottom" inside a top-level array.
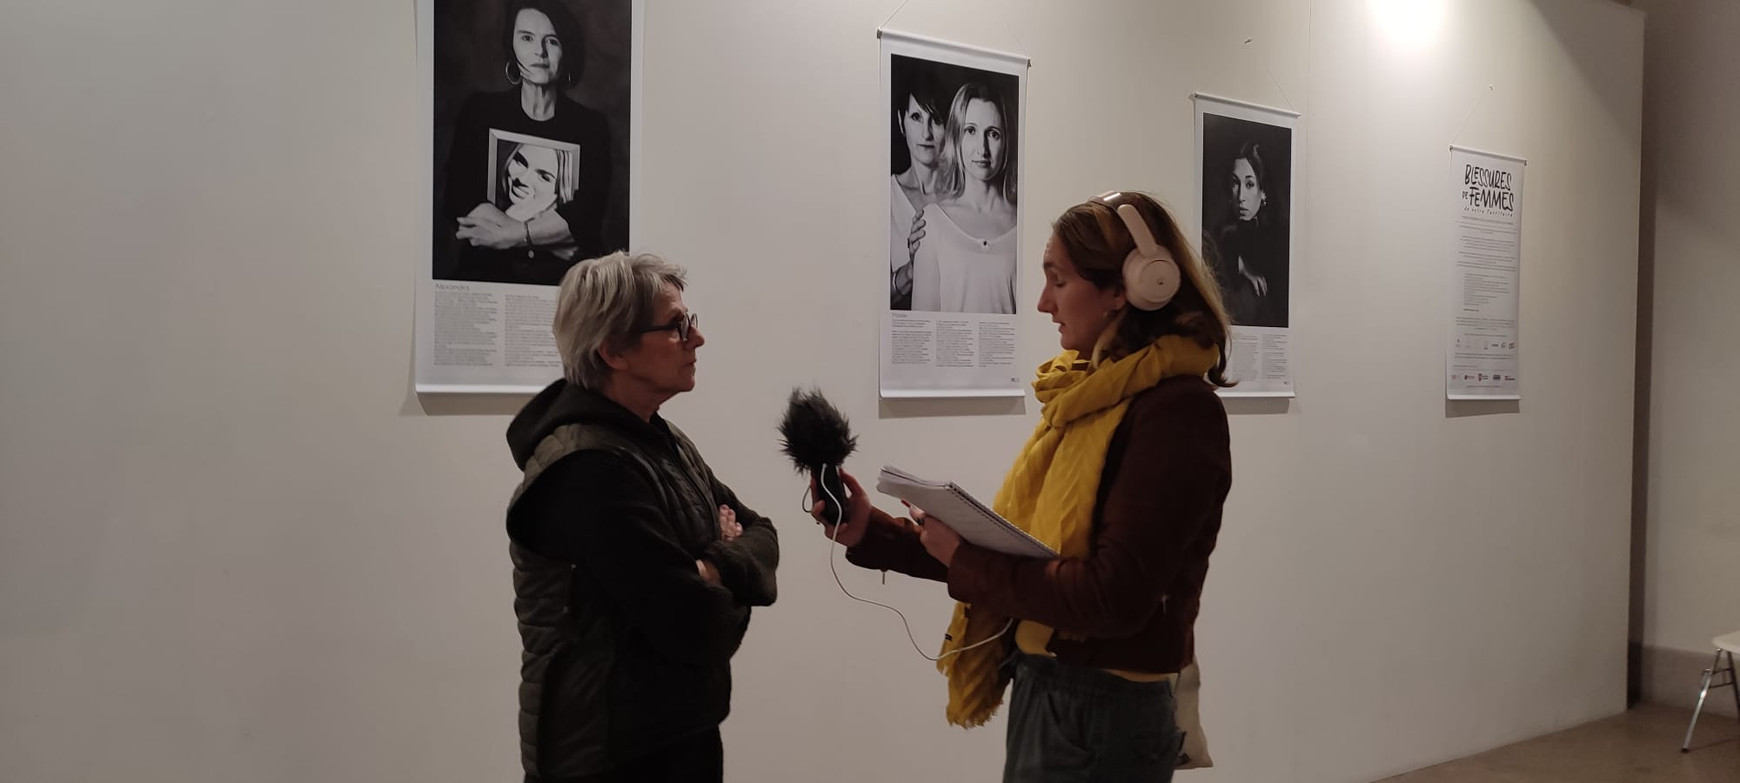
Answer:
[
  {"left": 1630, "top": 0, "right": 1740, "bottom": 715},
  {"left": 0, "top": 0, "right": 1643, "bottom": 781}
]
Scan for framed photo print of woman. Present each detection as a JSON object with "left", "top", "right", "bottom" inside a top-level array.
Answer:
[
  {"left": 880, "top": 31, "right": 1028, "bottom": 399},
  {"left": 417, "top": 0, "right": 637, "bottom": 393},
  {"left": 1194, "top": 93, "right": 1298, "bottom": 397}
]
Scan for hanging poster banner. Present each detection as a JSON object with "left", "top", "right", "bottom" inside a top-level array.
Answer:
[
  {"left": 416, "top": 0, "right": 641, "bottom": 393},
  {"left": 880, "top": 30, "right": 1029, "bottom": 399},
  {"left": 1446, "top": 146, "right": 1525, "bottom": 401},
  {"left": 1194, "top": 94, "right": 1299, "bottom": 398}
]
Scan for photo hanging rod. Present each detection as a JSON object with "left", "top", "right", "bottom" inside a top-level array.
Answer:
[
  {"left": 877, "top": 29, "right": 1030, "bottom": 67},
  {"left": 1448, "top": 144, "right": 1528, "bottom": 165},
  {"left": 1190, "top": 92, "right": 1302, "bottom": 119}
]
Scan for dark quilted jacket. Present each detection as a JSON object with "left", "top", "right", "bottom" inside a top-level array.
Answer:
[{"left": 505, "top": 381, "right": 778, "bottom": 780}]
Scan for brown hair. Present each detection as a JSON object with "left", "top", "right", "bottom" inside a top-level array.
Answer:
[
  {"left": 1051, "top": 192, "right": 1235, "bottom": 387},
  {"left": 502, "top": 0, "right": 586, "bottom": 88}
]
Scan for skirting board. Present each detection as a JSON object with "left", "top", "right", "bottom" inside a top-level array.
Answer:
[{"left": 1641, "top": 644, "right": 1740, "bottom": 718}]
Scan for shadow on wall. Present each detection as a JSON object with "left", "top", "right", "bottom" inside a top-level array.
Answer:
[
  {"left": 878, "top": 397, "right": 1026, "bottom": 419},
  {"left": 400, "top": 351, "right": 534, "bottom": 417},
  {"left": 1446, "top": 399, "right": 1521, "bottom": 418},
  {"left": 1528, "top": 0, "right": 1645, "bottom": 149},
  {"left": 1626, "top": 17, "right": 1659, "bottom": 708}
]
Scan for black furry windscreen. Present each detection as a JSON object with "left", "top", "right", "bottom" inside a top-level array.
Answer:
[{"left": 778, "top": 388, "right": 857, "bottom": 471}]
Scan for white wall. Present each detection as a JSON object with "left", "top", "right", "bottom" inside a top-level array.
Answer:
[
  {"left": 1635, "top": 0, "right": 1740, "bottom": 657},
  {"left": 0, "top": 1, "right": 1642, "bottom": 781}
]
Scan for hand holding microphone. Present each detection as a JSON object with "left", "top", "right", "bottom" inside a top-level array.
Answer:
[
  {"left": 809, "top": 470, "right": 872, "bottom": 547},
  {"left": 775, "top": 386, "right": 878, "bottom": 548},
  {"left": 778, "top": 387, "right": 857, "bottom": 525},
  {"left": 777, "top": 386, "right": 1002, "bottom": 662}
]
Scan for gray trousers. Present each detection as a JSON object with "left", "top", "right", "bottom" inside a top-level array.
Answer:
[{"left": 1004, "top": 655, "right": 1181, "bottom": 783}]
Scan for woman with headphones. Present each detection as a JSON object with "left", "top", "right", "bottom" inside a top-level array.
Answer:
[{"left": 819, "top": 191, "right": 1235, "bottom": 782}]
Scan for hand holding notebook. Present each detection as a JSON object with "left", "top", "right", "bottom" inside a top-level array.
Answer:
[{"left": 875, "top": 465, "right": 1058, "bottom": 560}]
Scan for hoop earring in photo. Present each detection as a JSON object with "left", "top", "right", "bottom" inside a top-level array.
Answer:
[{"left": 504, "top": 61, "right": 523, "bottom": 86}]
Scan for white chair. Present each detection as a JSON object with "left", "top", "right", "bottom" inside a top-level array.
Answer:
[{"left": 1681, "top": 630, "right": 1740, "bottom": 752}]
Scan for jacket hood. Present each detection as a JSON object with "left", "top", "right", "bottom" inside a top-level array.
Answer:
[{"left": 506, "top": 380, "right": 654, "bottom": 470}]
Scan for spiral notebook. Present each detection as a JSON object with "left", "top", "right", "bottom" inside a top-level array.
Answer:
[{"left": 875, "top": 465, "right": 1058, "bottom": 559}]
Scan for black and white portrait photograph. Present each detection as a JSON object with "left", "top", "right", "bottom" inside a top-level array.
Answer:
[
  {"left": 488, "top": 131, "right": 583, "bottom": 266},
  {"left": 879, "top": 32, "right": 1029, "bottom": 398},
  {"left": 1199, "top": 112, "right": 1292, "bottom": 328},
  {"left": 432, "top": 0, "right": 630, "bottom": 287},
  {"left": 888, "top": 54, "right": 1020, "bottom": 315}
]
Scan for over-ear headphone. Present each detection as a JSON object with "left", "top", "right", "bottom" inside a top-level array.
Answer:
[{"left": 1093, "top": 191, "right": 1181, "bottom": 311}]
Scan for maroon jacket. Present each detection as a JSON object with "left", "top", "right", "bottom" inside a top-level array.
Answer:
[{"left": 848, "top": 376, "right": 1231, "bottom": 674}]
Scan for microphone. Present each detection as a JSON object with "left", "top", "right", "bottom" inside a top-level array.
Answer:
[{"left": 778, "top": 387, "right": 857, "bottom": 525}]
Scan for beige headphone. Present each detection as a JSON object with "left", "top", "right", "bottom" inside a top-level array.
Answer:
[{"left": 1093, "top": 191, "right": 1181, "bottom": 311}]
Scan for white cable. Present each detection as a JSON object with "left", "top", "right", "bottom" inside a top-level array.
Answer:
[{"left": 811, "top": 474, "right": 1013, "bottom": 663}]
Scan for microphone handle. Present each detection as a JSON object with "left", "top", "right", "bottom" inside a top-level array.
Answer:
[{"left": 812, "top": 463, "right": 847, "bottom": 525}]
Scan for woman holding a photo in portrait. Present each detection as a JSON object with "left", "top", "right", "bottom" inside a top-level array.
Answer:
[
  {"left": 889, "top": 64, "right": 949, "bottom": 311},
  {"left": 443, "top": 0, "right": 611, "bottom": 286},
  {"left": 910, "top": 82, "right": 1018, "bottom": 315},
  {"left": 1205, "top": 142, "right": 1286, "bottom": 327}
]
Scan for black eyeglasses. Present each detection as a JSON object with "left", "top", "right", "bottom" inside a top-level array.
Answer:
[{"left": 635, "top": 311, "right": 699, "bottom": 342}]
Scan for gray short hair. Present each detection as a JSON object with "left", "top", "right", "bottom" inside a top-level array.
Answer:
[{"left": 552, "top": 252, "right": 688, "bottom": 389}]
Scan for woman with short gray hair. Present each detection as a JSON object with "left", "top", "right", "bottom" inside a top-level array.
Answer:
[
  {"left": 503, "top": 251, "right": 780, "bottom": 783},
  {"left": 552, "top": 251, "right": 690, "bottom": 392}
]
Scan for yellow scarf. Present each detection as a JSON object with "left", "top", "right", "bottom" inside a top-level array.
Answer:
[{"left": 936, "top": 335, "right": 1220, "bottom": 727}]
